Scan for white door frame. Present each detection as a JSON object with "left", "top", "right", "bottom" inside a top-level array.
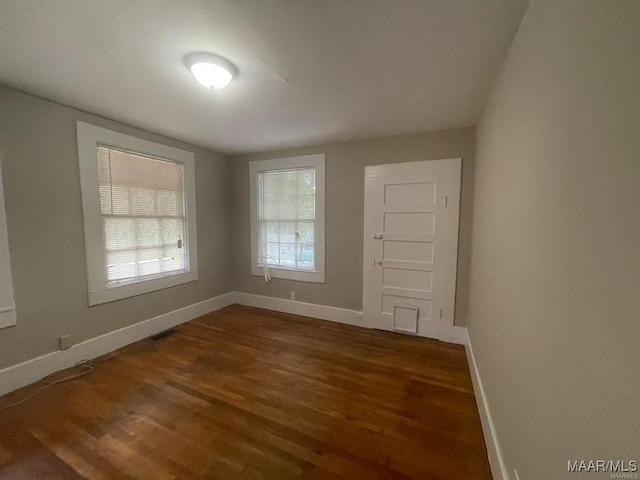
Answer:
[{"left": 362, "top": 158, "right": 462, "bottom": 342}]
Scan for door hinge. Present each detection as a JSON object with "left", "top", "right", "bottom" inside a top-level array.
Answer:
[
  {"left": 444, "top": 196, "right": 448, "bottom": 208},
  {"left": 439, "top": 308, "right": 443, "bottom": 319}
]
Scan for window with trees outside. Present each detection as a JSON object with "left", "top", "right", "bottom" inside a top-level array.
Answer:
[{"left": 250, "top": 154, "right": 325, "bottom": 283}]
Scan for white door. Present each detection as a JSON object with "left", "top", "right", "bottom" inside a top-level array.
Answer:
[{"left": 363, "top": 158, "right": 461, "bottom": 342}]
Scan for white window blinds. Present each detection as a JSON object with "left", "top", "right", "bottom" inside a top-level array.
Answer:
[
  {"left": 258, "top": 168, "right": 315, "bottom": 270},
  {"left": 98, "top": 146, "right": 186, "bottom": 283}
]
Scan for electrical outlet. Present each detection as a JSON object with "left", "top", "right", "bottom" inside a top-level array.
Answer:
[
  {"left": 290, "top": 291, "right": 296, "bottom": 301},
  {"left": 59, "top": 334, "right": 73, "bottom": 350}
]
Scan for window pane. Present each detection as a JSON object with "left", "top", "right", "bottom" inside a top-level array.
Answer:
[
  {"left": 258, "top": 167, "right": 318, "bottom": 271},
  {"left": 279, "top": 222, "right": 296, "bottom": 244},
  {"left": 262, "top": 168, "right": 315, "bottom": 222},
  {"left": 296, "top": 195, "right": 315, "bottom": 220},
  {"left": 106, "top": 250, "right": 136, "bottom": 281},
  {"left": 161, "top": 218, "right": 184, "bottom": 246},
  {"left": 138, "top": 248, "right": 162, "bottom": 276},
  {"left": 266, "top": 242, "right": 279, "bottom": 264},
  {"left": 266, "top": 194, "right": 296, "bottom": 220},
  {"left": 296, "top": 222, "right": 314, "bottom": 269},
  {"left": 278, "top": 243, "right": 296, "bottom": 267},
  {"left": 90, "top": 142, "right": 193, "bottom": 297},
  {"left": 295, "top": 222, "right": 314, "bottom": 244},
  {"left": 297, "top": 169, "right": 315, "bottom": 195},
  {"left": 135, "top": 219, "right": 160, "bottom": 247},
  {"left": 265, "top": 221, "right": 278, "bottom": 242},
  {"left": 264, "top": 194, "right": 280, "bottom": 220},
  {"left": 162, "top": 246, "right": 185, "bottom": 272},
  {"left": 104, "top": 218, "right": 136, "bottom": 250},
  {"left": 264, "top": 170, "right": 297, "bottom": 195}
]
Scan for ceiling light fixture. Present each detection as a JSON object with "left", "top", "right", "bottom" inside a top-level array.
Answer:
[{"left": 185, "top": 52, "right": 237, "bottom": 90}]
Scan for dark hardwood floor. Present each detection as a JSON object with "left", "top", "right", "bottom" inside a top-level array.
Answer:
[{"left": 0, "top": 304, "right": 491, "bottom": 479}]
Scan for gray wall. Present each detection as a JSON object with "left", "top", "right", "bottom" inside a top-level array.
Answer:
[
  {"left": 468, "top": 0, "right": 640, "bottom": 478},
  {"left": 231, "top": 128, "right": 475, "bottom": 326},
  {"left": 0, "top": 86, "right": 231, "bottom": 369}
]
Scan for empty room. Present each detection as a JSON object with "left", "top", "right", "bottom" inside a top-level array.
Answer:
[{"left": 0, "top": 1, "right": 637, "bottom": 479}]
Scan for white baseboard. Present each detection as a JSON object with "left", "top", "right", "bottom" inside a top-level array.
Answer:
[
  {"left": 232, "top": 292, "right": 363, "bottom": 327},
  {"left": 464, "top": 329, "right": 509, "bottom": 480},
  {"left": 233, "top": 292, "right": 469, "bottom": 346},
  {"left": 1, "top": 290, "right": 469, "bottom": 399},
  {"left": 0, "top": 291, "right": 234, "bottom": 397}
]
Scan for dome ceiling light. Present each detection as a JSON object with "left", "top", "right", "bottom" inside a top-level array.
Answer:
[{"left": 186, "top": 52, "right": 237, "bottom": 90}]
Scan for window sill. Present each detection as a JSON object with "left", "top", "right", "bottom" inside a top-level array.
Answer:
[
  {"left": 251, "top": 265, "right": 325, "bottom": 284},
  {"left": 88, "top": 270, "right": 198, "bottom": 306}
]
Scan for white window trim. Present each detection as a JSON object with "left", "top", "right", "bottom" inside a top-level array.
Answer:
[
  {"left": 249, "top": 154, "right": 326, "bottom": 284},
  {"left": 0, "top": 159, "right": 16, "bottom": 329},
  {"left": 77, "top": 121, "right": 198, "bottom": 306}
]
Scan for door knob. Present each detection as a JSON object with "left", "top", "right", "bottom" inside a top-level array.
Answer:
[{"left": 373, "top": 233, "right": 383, "bottom": 239}]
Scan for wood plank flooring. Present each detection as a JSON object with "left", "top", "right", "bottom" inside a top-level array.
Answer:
[{"left": 0, "top": 304, "right": 491, "bottom": 479}]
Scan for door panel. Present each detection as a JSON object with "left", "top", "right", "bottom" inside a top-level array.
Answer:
[
  {"left": 383, "top": 240, "right": 434, "bottom": 263},
  {"left": 384, "top": 212, "right": 435, "bottom": 233},
  {"left": 363, "top": 158, "right": 461, "bottom": 342},
  {"left": 382, "top": 268, "right": 433, "bottom": 291},
  {"left": 384, "top": 182, "right": 436, "bottom": 204}
]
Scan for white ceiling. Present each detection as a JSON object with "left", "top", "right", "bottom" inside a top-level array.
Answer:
[{"left": 0, "top": 0, "right": 527, "bottom": 153}]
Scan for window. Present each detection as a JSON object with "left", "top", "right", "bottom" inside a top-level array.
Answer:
[
  {"left": 77, "top": 122, "right": 197, "bottom": 305},
  {"left": 0, "top": 160, "right": 16, "bottom": 329},
  {"left": 250, "top": 154, "right": 325, "bottom": 283}
]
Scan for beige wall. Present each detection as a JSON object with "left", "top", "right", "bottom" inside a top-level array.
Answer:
[
  {"left": 231, "top": 128, "right": 475, "bottom": 326},
  {"left": 0, "top": 86, "right": 231, "bottom": 369},
  {"left": 469, "top": 0, "right": 640, "bottom": 477}
]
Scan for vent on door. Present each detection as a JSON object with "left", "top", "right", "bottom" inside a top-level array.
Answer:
[{"left": 393, "top": 304, "right": 418, "bottom": 334}]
